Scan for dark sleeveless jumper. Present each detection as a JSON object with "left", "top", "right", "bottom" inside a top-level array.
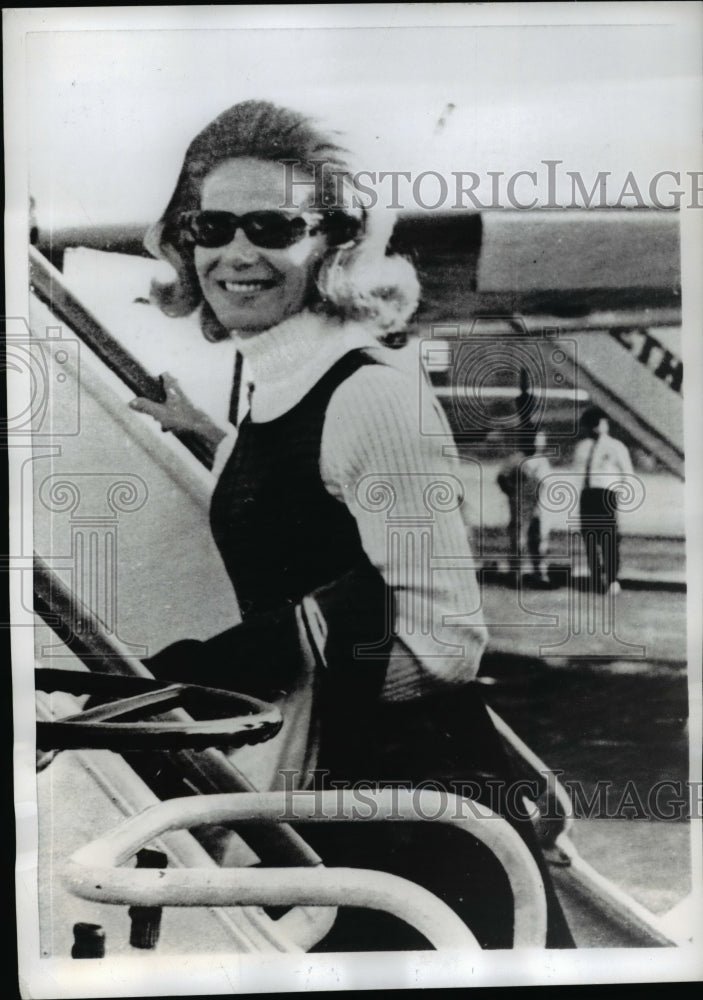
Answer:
[
  {"left": 210, "top": 349, "right": 382, "bottom": 617},
  {"left": 210, "top": 348, "right": 392, "bottom": 772}
]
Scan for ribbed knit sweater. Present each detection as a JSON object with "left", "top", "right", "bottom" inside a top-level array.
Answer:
[{"left": 216, "top": 309, "right": 488, "bottom": 702}]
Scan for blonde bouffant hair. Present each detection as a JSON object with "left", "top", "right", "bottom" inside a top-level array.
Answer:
[{"left": 145, "top": 100, "right": 420, "bottom": 342}]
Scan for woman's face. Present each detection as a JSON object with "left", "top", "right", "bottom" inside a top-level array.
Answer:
[{"left": 194, "top": 157, "right": 327, "bottom": 334}]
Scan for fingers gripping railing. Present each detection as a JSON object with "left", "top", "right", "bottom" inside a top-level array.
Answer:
[
  {"left": 64, "top": 790, "right": 549, "bottom": 949},
  {"left": 29, "top": 245, "right": 215, "bottom": 468}
]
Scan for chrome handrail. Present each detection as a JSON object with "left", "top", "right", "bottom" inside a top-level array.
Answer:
[{"left": 65, "top": 789, "right": 549, "bottom": 949}]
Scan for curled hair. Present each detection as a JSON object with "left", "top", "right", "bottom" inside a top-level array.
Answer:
[
  {"left": 145, "top": 100, "right": 420, "bottom": 340},
  {"left": 580, "top": 406, "right": 608, "bottom": 434}
]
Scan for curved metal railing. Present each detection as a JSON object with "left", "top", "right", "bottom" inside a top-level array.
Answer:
[{"left": 64, "top": 789, "right": 549, "bottom": 949}]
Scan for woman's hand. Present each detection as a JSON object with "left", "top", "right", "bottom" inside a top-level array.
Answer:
[
  {"left": 142, "top": 603, "right": 303, "bottom": 700},
  {"left": 129, "top": 372, "right": 227, "bottom": 449}
]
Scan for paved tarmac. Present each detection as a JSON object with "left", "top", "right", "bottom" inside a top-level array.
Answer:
[
  {"left": 477, "top": 577, "right": 691, "bottom": 927},
  {"left": 480, "top": 575, "right": 687, "bottom": 664}
]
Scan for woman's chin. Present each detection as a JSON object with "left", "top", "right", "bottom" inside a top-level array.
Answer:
[
  {"left": 220, "top": 304, "right": 308, "bottom": 337},
  {"left": 213, "top": 310, "right": 279, "bottom": 336},
  {"left": 235, "top": 323, "right": 275, "bottom": 338}
]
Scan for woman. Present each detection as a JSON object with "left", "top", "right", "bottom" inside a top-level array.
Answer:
[{"left": 132, "top": 100, "right": 572, "bottom": 950}]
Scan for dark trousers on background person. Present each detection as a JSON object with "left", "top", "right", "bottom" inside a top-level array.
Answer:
[{"left": 579, "top": 487, "right": 620, "bottom": 591}]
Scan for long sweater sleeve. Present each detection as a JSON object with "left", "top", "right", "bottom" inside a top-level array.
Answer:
[{"left": 320, "top": 363, "right": 488, "bottom": 701}]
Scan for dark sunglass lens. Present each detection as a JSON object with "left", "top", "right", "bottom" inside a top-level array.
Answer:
[
  {"left": 181, "top": 211, "right": 235, "bottom": 248},
  {"left": 244, "top": 212, "right": 308, "bottom": 249},
  {"left": 193, "top": 212, "right": 236, "bottom": 248}
]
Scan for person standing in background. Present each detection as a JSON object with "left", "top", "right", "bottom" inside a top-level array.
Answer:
[
  {"left": 573, "top": 407, "right": 634, "bottom": 594},
  {"left": 497, "top": 428, "right": 552, "bottom": 585}
]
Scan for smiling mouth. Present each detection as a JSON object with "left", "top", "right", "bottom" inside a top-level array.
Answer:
[{"left": 219, "top": 279, "right": 277, "bottom": 293}]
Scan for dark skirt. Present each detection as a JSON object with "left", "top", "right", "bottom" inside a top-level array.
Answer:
[{"left": 299, "top": 682, "right": 574, "bottom": 951}]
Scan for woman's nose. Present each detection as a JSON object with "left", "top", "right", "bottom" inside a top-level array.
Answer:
[{"left": 219, "top": 226, "right": 260, "bottom": 263}]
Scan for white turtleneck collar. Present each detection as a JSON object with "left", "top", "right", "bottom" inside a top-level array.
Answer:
[{"left": 230, "top": 309, "right": 383, "bottom": 422}]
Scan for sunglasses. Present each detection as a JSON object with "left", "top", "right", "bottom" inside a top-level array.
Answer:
[
  {"left": 178, "top": 209, "right": 325, "bottom": 250},
  {"left": 178, "top": 209, "right": 361, "bottom": 250}
]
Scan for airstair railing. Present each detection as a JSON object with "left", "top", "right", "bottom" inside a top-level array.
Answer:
[
  {"left": 64, "top": 790, "right": 550, "bottom": 949},
  {"left": 29, "top": 245, "right": 215, "bottom": 468}
]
